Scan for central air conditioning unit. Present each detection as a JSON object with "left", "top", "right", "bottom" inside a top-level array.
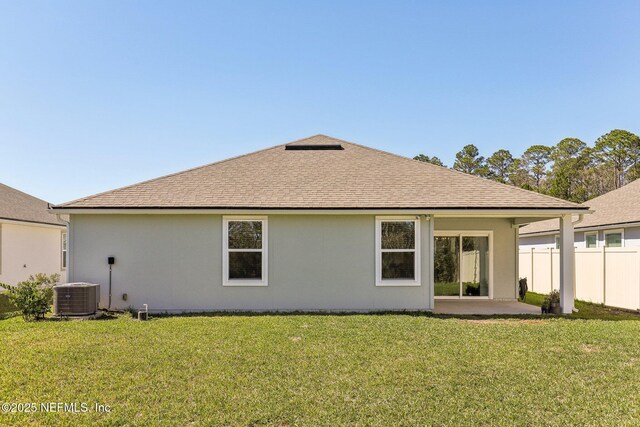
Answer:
[{"left": 53, "top": 283, "right": 100, "bottom": 316}]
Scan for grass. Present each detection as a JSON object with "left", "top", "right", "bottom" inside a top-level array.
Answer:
[
  {"left": 434, "top": 281, "right": 484, "bottom": 296},
  {"left": 2, "top": 306, "right": 640, "bottom": 426},
  {"left": 524, "top": 291, "right": 640, "bottom": 320}
]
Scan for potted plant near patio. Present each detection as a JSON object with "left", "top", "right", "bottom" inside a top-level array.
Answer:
[
  {"left": 541, "top": 299, "right": 549, "bottom": 314},
  {"left": 543, "top": 290, "right": 561, "bottom": 315}
]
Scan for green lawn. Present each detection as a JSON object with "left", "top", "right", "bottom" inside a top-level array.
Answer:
[
  {"left": 524, "top": 291, "right": 640, "bottom": 320},
  {"left": 2, "top": 307, "right": 640, "bottom": 426}
]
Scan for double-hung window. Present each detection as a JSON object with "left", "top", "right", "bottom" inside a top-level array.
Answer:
[
  {"left": 223, "top": 217, "right": 268, "bottom": 286},
  {"left": 375, "top": 217, "right": 421, "bottom": 286}
]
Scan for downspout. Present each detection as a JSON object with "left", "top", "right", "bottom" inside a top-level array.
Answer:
[
  {"left": 514, "top": 221, "right": 520, "bottom": 300},
  {"left": 572, "top": 214, "right": 584, "bottom": 227}
]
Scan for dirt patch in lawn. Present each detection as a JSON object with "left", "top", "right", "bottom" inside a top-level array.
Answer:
[
  {"left": 581, "top": 344, "right": 600, "bottom": 353},
  {"left": 459, "top": 319, "right": 547, "bottom": 325}
]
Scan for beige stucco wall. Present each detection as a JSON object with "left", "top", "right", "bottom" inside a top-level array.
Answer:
[
  {"left": 434, "top": 218, "right": 517, "bottom": 300},
  {"left": 70, "top": 214, "right": 433, "bottom": 312},
  {"left": 69, "top": 214, "right": 517, "bottom": 312},
  {"left": 0, "top": 222, "right": 67, "bottom": 286}
]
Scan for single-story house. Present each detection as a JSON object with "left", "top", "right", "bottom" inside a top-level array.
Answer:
[
  {"left": 520, "top": 179, "right": 640, "bottom": 249},
  {"left": 50, "top": 135, "right": 588, "bottom": 313},
  {"left": 0, "top": 183, "right": 67, "bottom": 285}
]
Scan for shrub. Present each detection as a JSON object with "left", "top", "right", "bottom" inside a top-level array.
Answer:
[
  {"left": 546, "top": 290, "right": 560, "bottom": 304},
  {"left": 0, "top": 273, "right": 60, "bottom": 321}
]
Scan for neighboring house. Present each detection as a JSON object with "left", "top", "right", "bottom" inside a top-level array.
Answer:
[
  {"left": 519, "top": 179, "right": 640, "bottom": 249},
  {"left": 0, "top": 183, "right": 67, "bottom": 286},
  {"left": 50, "top": 135, "right": 587, "bottom": 313},
  {"left": 519, "top": 180, "right": 640, "bottom": 311}
]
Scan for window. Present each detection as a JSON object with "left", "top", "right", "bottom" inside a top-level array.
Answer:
[
  {"left": 604, "top": 229, "right": 624, "bottom": 248},
  {"left": 375, "top": 217, "right": 421, "bottom": 286},
  {"left": 554, "top": 236, "right": 560, "bottom": 249},
  {"left": 61, "top": 232, "right": 67, "bottom": 269},
  {"left": 223, "top": 217, "right": 268, "bottom": 286},
  {"left": 585, "top": 232, "right": 598, "bottom": 249},
  {"left": 434, "top": 232, "right": 491, "bottom": 298}
]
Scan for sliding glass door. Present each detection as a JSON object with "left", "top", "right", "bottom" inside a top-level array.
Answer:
[{"left": 434, "top": 233, "right": 491, "bottom": 298}]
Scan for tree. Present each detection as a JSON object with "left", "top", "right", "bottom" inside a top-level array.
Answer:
[
  {"left": 547, "top": 138, "right": 589, "bottom": 202},
  {"left": 594, "top": 129, "right": 640, "bottom": 189},
  {"left": 486, "top": 149, "right": 514, "bottom": 183},
  {"left": 521, "top": 145, "right": 551, "bottom": 191},
  {"left": 453, "top": 144, "right": 488, "bottom": 176},
  {"left": 580, "top": 148, "right": 613, "bottom": 200},
  {"left": 413, "top": 154, "right": 445, "bottom": 167},
  {"left": 507, "top": 158, "right": 532, "bottom": 190},
  {"left": 627, "top": 162, "right": 640, "bottom": 183}
]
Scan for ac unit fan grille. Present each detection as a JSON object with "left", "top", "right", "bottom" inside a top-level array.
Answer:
[{"left": 53, "top": 284, "right": 99, "bottom": 316}]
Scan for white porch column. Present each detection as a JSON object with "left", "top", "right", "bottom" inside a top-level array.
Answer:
[
  {"left": 427, "top": 215, "right": 435, "bottom": 310},
  {"left": 559, "top": 214, "right": 575, "bottom": 313}
]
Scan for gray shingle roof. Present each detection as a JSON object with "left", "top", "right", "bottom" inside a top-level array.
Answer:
[
  {"left": 55, "top": 135, "right": 585, "bottom": 211},
  {"left": 520, "top": 179, "right": 640, "bottom": 235},
  {"left": 0, "top": 183, "right": 65, "bottom": 226}
]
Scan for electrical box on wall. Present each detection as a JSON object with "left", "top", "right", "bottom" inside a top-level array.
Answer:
[{"left": 108, "top": 257, "right": 115, "bottom": 265}]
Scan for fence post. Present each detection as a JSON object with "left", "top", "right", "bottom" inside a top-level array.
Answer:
[
  {"left": 549, "top": 247, "right": 553, "bottom": 292},
  {"left": 530, "top": 248, "right": 534, "bottom": 293},
  {"left": 602, "top": 246, "right": 606, "bottom": 306}
]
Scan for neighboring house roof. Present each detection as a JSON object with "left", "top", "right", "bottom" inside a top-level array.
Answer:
[
  {"left": 54, "top": 135, "right": 585, "bottom": 211},
  {"left": 0, "top": 183, "right": 65, "bottom": 226},
  {"left": 520, "top": 179, "right": 640, "bottom": 236}
]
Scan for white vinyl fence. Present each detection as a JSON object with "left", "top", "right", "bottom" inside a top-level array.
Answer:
[{"left": 519, "top": 247, "right": 640, "bottom": 311}]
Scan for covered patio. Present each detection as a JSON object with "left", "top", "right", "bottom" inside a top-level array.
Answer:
[
  {"left": 430, "top": 213, "right": 582, "bottom": 314},
  {"left": 433, "top": 300, "right": 541, "bottom": 315}
]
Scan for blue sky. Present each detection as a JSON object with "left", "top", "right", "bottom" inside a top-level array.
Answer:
[{"left": 1, "top": 1, "right": 639, "bottom": 203}]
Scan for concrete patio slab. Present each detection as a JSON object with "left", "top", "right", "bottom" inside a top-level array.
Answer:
[{"left": 433, "top": 300, "right": 541, "bottom": 315}]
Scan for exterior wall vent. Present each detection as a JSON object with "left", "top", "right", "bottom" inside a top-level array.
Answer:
[
  {"left": 53, "top": 283, "right": 100, "bottom": 316},
  {"left": 285, "top": 144, "right": 344, "bottom": 150}
]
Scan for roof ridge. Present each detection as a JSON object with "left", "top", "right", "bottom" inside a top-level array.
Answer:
[
  {"left": 0, "top": 182, "right": 65, "bottom": 225},
  {"left": 338, "top": 139, "right": 583, "bottom": 208},
  {"left": 54, "top": 134, "right": 585, "bottom": 210},
  {"left": 577, "top": 178, "right": 640, "bottom": 206},
  {"left": 284, "top": 134, "right": 336, "bottom": 145},
  {"left": 0, "top": 182, "right": 49, "bottom": 204},
  {"left": 57, "top": 135, "right": 355, "bottom": 207},
  {"left": 55, "top": 141, "right": 288, "bottom": 207}
]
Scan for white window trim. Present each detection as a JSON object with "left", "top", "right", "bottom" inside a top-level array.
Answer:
[
  {"left": 222, "top": 216, "right": 268, "bottom": 286},
  {"left": 375, "top": 216, "right": 421, "bottom": 287},
  {"left": 61, "top": 231, "right": 67, "bottom": 270},
  {"left": 584, "top": 231, "right": 598, "bottom": 249},
  {"left": 604, "top": 228, "right": 625, "bottom": 248},
  {"left": 434, "top": 230, "right": 493, "bottom": 300}
]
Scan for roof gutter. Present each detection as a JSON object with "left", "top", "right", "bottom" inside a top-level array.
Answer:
[
  {"left": 0, "top": 217, "right": 66, "bottom": 229},
  {"left": 521, "top": 219, "right": 640, "bottom": 237},
  {"left": 49, "top": 207, "right": 590, "bottom": 216}
]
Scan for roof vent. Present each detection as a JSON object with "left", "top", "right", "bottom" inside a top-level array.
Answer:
[{"left": 285, "top": 144, "right": 344, "bottom": 151}]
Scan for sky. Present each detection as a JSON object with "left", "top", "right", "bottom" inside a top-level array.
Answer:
[{"left": 1, "top": 1, "right": 639, "bottom": 204}]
